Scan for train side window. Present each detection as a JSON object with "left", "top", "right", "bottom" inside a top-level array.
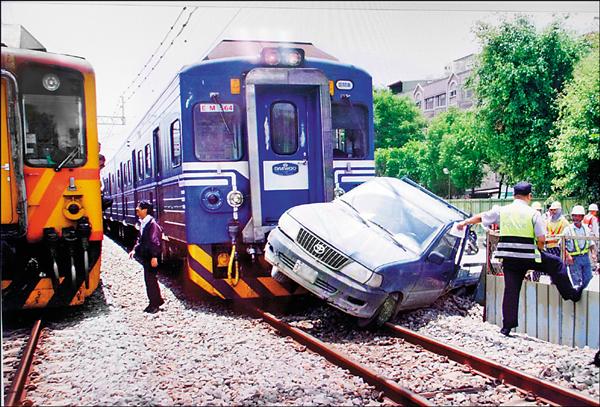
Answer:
[
  {"left": 127, "top": 160, "right": 132, "bottom": 185},
  {"left": 332, "top": 103, "right": 368, "bottom": 159},
  {"left": 170, "top": 119, "right": 182, "bottom": 167},
  {"left": 144, "top": 144, "right": 152, "bottom": 177},
  {"left": 270, "top": 102, "right": 298, "bottom": 155},
  {"left": 193, "top": 103, "right": 242, "bottom": 161},
  {"left": 137, "top": 150, "right": 144, "bottom": 180},
  {"left": 117, "top": 168, "right": 122, "bottom": 191}
]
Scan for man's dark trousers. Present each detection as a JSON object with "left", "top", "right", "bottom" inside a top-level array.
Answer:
[
  {"left": 501, "top": 251, "right": 579, "bottom": 330},
  {"left": 143, "top": 260, "right": 162, "bottom": 306}
]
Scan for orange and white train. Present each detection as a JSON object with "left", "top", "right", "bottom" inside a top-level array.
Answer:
[{"left": 1, "top": 25, "right": 103, "bottom": 309}]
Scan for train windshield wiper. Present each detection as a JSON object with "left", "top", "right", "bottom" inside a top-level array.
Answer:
[
  {"left": 54, "top": 146, "right": 80, "bottom": 172},
  {"left": 211, "top": 94, "right": 233, "bottom": 133}
]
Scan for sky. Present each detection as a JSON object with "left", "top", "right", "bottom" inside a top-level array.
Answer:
[{"left": 1, "top": 1, "right": 599, "bottom": 160}]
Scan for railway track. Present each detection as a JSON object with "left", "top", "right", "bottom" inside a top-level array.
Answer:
[
  {"left": 3, "top": 319, "right": 43, "bottom": 407},
  {"left": 246, "top": 305, "right": 598, "bottom": 406}
]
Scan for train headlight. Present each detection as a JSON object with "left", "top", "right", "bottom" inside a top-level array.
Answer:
[
  {"left": 281, "top": 49, "right": 303, "bottom": 66},
  {"left": 262, "top": 48, "right": 280, "bottom": 66},
  {"left": 226, "top": 190, "right": 244, "bottom": 208},
  {"left": 334, "top": 186, "right": 346, "bottom": 198},
  {"left": 261, "top": 48, "right": 305, "bottom": 67},
  {"left": 63, "top": 200, "right": 84, "bottom": 220},
  {"left": 201, "top": 187, "right": 223, "bottom": 210},
  {"left": 42, "top": 73, "right": 60, "bottom": 91}
]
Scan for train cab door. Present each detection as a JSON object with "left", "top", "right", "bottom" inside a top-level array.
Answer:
[
  {"left": 245, "top": 69, "right": 333, "bottom": 242},
  {"left": 255, "top": 86, "right": 320, "bottom": 223},
  {"left": 1, "top": 75, "right": 25, "bottom": 233}
]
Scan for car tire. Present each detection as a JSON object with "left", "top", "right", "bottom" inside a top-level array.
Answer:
[{"left": 356, "top": 293, "right": 399, "bottom": 329}]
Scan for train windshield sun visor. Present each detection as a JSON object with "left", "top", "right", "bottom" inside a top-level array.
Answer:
[{"left": 20, "top": 65, "right": 86, "bottom": 168}]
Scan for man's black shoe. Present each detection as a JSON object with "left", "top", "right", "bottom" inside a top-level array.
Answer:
[
  {"left": 144, "top": 306, "right": 159, "bottom": 314},
  {"left": 572, "top": 286, "right": 583, "bottom": 302},
  {"left": 500, "top": 327, "right": 512, "bottom": 337}
]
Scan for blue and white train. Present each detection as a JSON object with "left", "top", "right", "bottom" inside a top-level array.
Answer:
[{"left": 102, "top": 40, "right": 375, "bottom": 299}]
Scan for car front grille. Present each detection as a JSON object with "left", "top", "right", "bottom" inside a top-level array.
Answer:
[{"left": 296, "top": 228, "right": 350, "bottom": 270}]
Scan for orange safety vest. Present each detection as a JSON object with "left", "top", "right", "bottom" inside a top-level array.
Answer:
[{"left": 583, "top": 213, "right": 598, "bottom": 230}]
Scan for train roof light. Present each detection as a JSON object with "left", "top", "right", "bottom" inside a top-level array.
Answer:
[
  {"left": 281, "top": 49, "right": 303, "bottom": 66},
  {"left": 260, "top": 47, "right": 305, "bottom": 67},
  {"left": 262, "top": 48, "right": 280, "bottom": 66},
  {"left": 42, "top": 73, "right": 60, "bottom": 91}
]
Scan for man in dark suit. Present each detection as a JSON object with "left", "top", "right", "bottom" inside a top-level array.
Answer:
[{"left": 129, "top": 201, "right": 164, "bottom": 313}]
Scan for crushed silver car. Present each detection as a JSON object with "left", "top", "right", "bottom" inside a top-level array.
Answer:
[{"left": 265, "top": 176, "right": 480, "bottom": 327}]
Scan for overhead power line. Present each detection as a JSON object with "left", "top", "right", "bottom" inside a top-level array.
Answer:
[
  {"left": 27, "top": 1, "right": 600, "bottom": 14},
  {"left": 103, "top": 6, "right": 197, "bottom": 143},
  {"left": 121, "top": 6, "right": 188, "bottom": 99}
]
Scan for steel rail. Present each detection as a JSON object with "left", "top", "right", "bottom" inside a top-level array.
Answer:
[
  {"left": 244, "top": 305, "right": 431, "bottom": 406},
  {"left": 4, "top": 319, "right": 43, "bottom": 407},
  {"left": 384, "top": 322, "right": 598, "bottom": 406}
]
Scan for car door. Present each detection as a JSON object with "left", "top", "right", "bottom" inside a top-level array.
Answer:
[{"left": 413, "top": 223, "right": 466, "bottom": 306}]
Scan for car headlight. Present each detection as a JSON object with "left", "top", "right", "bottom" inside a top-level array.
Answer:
[
  {"left": 278, "top": 212, "right": 301, "bottom": 240},
  {"left": 339, "top": 262, "right": 373, "bottom": 284},
  {"left": 366, "top": 272, "right": 383, "bottom": 288}
]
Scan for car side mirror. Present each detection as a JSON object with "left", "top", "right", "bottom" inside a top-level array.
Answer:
[{"left": 428, "top": 251, "right": 445, "bottom": 265}]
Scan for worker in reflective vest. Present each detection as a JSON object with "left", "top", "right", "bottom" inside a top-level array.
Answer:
[
  {"left": 457, "top": 181, "right": 583, "bottom": 338},
  {"left": 565, "top": 205, "right": 596, "bottom": 289}
]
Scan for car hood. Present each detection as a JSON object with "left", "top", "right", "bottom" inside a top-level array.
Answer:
[{"left": 287, "top": 202, "right": 418, "bottom": 269}]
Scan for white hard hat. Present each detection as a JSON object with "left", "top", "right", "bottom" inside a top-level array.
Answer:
[
  {"left": 589, "top": 203, "right": 599, "bottom": 212},
  {"left": 571, "top": 205, "right": 586, "bottom": 216},
  {"left": 531, "top": 202, "right": 543, "bottom": 211},
  {"left": 549, "top": 201, "right": 562, "bottom": 210}
]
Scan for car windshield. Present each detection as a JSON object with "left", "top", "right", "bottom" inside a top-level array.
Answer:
[{"left": 340, "top": 177, "right": 462, "bottom": 252}]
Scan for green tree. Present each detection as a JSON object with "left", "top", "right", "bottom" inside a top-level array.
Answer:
[
  {"left": 550, "top": 33, "right": 600, "bottom": 201},
  {"left": 421, "top": 108, "right": 488, "bottom": 197},
  {"left": 373, "top": 88, "right": 426, "bottom": 149},
  {"left": 438, "top": 109, "right": 488, "bottom": 195},
  {"left": 375, "top": 141, "right": 426, "bottom": 182},
  {"left": 470, "top": 16, "right": 587, "bottom": 194}
]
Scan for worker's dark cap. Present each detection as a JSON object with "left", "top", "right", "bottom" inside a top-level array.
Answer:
[
  {"left": 137, "top": 200, "right": 153, "bottom": 211},
  {"left": 513, "top": 181, "right": 532, "bottom": 196}
]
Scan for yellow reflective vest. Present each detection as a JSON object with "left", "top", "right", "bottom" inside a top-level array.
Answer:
[{"left": 496, "top": 202, "right": 541, "bottom": 263}]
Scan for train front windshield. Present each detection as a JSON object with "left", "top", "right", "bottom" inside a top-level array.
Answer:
[{"left": 20, "top": 65, "right": 86, "bottom": 168}]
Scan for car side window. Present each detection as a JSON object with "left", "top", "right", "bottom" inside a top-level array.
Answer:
[{"left": 431, "top": 229, "right": 460, "bottom": 259}]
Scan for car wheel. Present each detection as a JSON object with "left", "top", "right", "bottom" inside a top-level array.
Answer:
[{"left": 356, "top": 293, "right": 399, "bottom": 329}]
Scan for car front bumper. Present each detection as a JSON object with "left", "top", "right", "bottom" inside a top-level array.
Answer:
[{"left": 265, "top": 227, "right": 387, "bottom": 319}]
